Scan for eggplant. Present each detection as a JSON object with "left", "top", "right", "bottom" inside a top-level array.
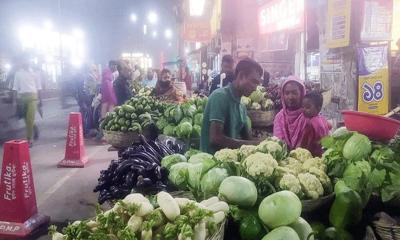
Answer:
[
  {"left": 136, "top": 175, "right": 153, "bottom": 189},
  {"left": 154, "top": 166, "right": 162, "bottom": 180}
]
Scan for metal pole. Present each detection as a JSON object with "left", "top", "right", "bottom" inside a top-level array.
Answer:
[{"left": 58, "top": 0, "right": 63, "bottom": 79}]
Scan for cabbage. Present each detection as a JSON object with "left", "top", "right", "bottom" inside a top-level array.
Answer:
[
  {"left": 168, "top": 162, "right": 190, "bottom": 189},
  {"left": 188, "top": 159, "right": 217, "bottom": 192},
  {"left": 188, "top": 153, "right": 213, "bottom": 164},
  {"left": 185, "top": 149, "right": 202, "bottom": 159},
  {"left": 176, "top": 122, "right": 193, "bottom": 139},
  {"left": 343, "top": 133, "right": 372, "bottom": 161},
  {"left": 241, "top": 96, "right": 251, "bottom": 107},
  {"left": 200, "top": 168, "right": 229, "bottom": 199},
  {"left": 194, "top": 113, "right": 203, "bottom": 126},
  {"left": 218, "top": 176, "right": 258, "bottom": 207},
  {"left": 163, "top": 124, "right": 175, "bottom": 136},
  {"left": 156, "top": 117, "right": 168, "bottom": 130},
  {"left": 342, "top": 160, "right": 371, "bottom": 191},
  {"left": 191, "top": 125, "right": 201, "bottom": 138},
  {"left": 261, "top": 226, "right": 300, "bottom": 240},
  {"left": 258, "top": 190, "right": 301, "bottom": 229},
  {"left": 331, "top": 127, "right": 351, "bottom": 138},
  {"left": 180, "top": 117, "right": 192, "bottom": 125},
  {"left": 161, "top": 154, "right": 187, "bottom": 170}
]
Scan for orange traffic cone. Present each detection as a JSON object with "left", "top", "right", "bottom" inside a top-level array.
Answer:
[
  {"left": 0, "top": 140, "right": 50, "bottom": 238},
  {"left": 58, "top": 112, "right": 89, "bottom": 167}
]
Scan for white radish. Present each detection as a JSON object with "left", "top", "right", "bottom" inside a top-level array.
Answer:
[
  {"left": 86, "top": 220, "right": 98, "bottom": 229},
  {"left": 175, "top": 198, "right": 192, "bottom": 209},
  {"left": 112, "top": 202, "right": 123, "bottom": 213},
  {"left": 200, "top": 196, "right": 219, "bottom": 207},
  {"left": 141, "top": 229, "right": 152, "bottom": 240},
  {"left": 194, "top": 220, "right": 207, "bottom": 240},
  {"left": 52, "top": 232, "right": 65, "bottom": 240},
  {"left": 123, "top": 193, "right": 149, "bottom": 205},
  {"left": 72, "top": 220, "right": 81, "bottom": 226},
  {"left": 207, "top": 201, "right": 229, "bottom": 213},
  {"left": 157, "top": 191, "right": 180, "bottom": 221},
  {"left": 210, "top": 211, "right": 226, "bottom": 224},
  {"left": 126, "top": 215, "right": 142, "bottom": 233},
  {"left": 136, "top": 202, "right": 154, "bottom": 217}
]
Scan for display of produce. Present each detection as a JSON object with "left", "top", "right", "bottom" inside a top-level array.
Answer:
[
  {"left": 94, "top": 136, "right": 175, "bottom": 204},
  {"left": 157, "top": 97, "right": 207, "bottom": 141},
  {"left": 49, "top": 192, "right": 227, "bottom": 240},
  {"left": 100, "top": 95, "right": 168, "bottom": 133},
  {"left": 241, "top": 86, "right": 274, "bottom": 111}
]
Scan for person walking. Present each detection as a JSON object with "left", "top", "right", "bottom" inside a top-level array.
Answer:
[
  {"left": 180, "top": 65, "right": 192, "bottom": 97},
  {"left": 13, "top": 58, "right": 42, "bottom": 147},
  {"left": 114, "top": 61, "right": 133, "bottom": 106},
  {"left": 101, "top": 60, "right": 117, "bottom": 118}
]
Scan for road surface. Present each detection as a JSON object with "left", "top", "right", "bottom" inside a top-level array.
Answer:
[{"left": 0, "top": 98, "right": 116, "bottom": 239}]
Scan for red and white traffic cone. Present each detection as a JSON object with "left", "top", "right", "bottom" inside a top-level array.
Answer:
[
  {"left": 0, "top": 140, "right": 50, "bottom": 238},
  {"left": 58, "top": 112, "right": 89, "bottom": 167}
]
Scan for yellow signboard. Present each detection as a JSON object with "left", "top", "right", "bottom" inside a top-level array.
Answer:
[
  {"left": 327, "top": 0, "right": 352, "bottom": 48},
  {"left": 357, "top": 45, "right": 389, "bottom": 115}
]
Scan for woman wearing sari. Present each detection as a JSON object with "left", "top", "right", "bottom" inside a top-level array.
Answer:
[{"left": 273, "top": 76, "right": 330, "bottom": 156}]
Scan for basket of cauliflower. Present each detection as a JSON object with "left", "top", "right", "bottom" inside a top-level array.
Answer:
[{"left": 241, "top": 86, "right": 275, "bottom": 128}]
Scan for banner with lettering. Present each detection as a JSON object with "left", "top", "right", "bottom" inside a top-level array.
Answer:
[
  {"left": 326, "top": 0, "right": 352, "bottom": 48},
  {"left": 357, "top": 45, "right": 389, "bottom": 115}
]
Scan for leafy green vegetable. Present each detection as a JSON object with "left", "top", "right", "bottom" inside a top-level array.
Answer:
[
  {"left": 168, "top": 162, "right": 190, "bottom": 189},
  {"left": 200, "top": 168, "right": 229, "bottom": 199},
  {"left": 161, "top": 154, "right": 187, "bottom": 170},
  {"left": 342, "top": 133, "right": 372, "bottom": 162}
]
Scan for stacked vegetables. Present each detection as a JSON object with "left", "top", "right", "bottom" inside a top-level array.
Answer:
[
  {"left": 94, "top": 137, "right": 174, "bottom": 204},
  {"left": 157, "top": 97, "right": 207, "bottom": 141},
  {"left": 49, "top": 192, "right": 228, "bottom": 240},
  {"left": 101, "top": 95, "right": 167, "bottom": 133},
  {"left": 241, "top": 86, "right": 274, "bottom": 111}
]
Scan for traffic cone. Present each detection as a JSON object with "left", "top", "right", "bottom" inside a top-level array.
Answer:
[
  {"left": 58, "top": 112, "right": 89, "bottom": 167},
  {"left": 0, "top": 140, "right": 50, "bottom": 238}
]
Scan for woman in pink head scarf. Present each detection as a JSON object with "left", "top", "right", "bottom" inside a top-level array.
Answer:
[
  {"left": 273, "top": 76, "right": 330, "bottom": 156},
  {"left": 273, "top": 76, "right": 308, "bottom": 150}
]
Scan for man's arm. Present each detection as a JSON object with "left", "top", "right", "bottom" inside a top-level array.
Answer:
[{"left": 209, "top": 121, "right": 260, "bottom": 150}]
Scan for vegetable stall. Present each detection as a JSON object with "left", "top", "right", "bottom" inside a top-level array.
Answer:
[{"left": 49, "top": 85, "right": 400, "bottom": 240}]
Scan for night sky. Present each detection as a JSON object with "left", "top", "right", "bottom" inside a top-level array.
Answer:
[{"left": 0, "top": 0, "right": 179, "bottom": 66}]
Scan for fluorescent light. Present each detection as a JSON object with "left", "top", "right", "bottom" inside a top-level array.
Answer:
[
  {"left": 143, "top": 24, "right": 147, "bottom": 35},
  {"left": 152, "top": 30, "right": 157, "bottom": 38},
  {"left": 147, "top": 11, "right": 158, "bottom": 25},
  {"left": 189, "top": 0, "right": 205, "bottom": 16},
  {"left": 130, "top": 13, "right": 138, "bottom": 23},
  {"left": 164, "top": 29, "right": 172, "bottom": 39},
  {"left": 4, "top": 63, "right": 11, "bottom": 70}
]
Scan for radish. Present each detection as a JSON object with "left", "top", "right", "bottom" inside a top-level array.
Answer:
[{"left": 157, "top": 191, "right": 180, "bottom": 221}]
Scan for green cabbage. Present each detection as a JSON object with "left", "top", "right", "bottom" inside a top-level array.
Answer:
[
  {"left": 168, "top": 162, "right": 190, "bottom": 189},
  {"left": 163, "top": 124, "right": 176, "bottom": 136},
  {"left": 194, "top": 113, "right": 203, "bottom": 126},
  {"left": 156, "top": 117, "right": 169, "bottom": 130},
  {"left": 343, "top": 133, "right": 372, "bottom": 161},
  {"left": 218, "top": 176, "right": 258, "bottom": 207},
  {"left": 161, "top": 154, "right": 187, "bottom": 170},
  {"left": 176, "top": 122, "right": 193, "bottom": 139},
  {"left": 185, "top": 149, "right": 202, "bottom": 159},
  {"left": 200, "top": 168, "right": 229, "bottom": 199},
  {"left": 191, "top": 125, "right": 201, "bottom": 138},
  {"left": 188, "top": 152, "right": 213, "bottom": 164}
]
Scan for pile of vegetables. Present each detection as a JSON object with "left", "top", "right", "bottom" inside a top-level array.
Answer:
[
  {"left": 241, "top": 86, "right": 274, "bottom": 111},
  {"left": 49, "top": 192, "right": 228, "bottom": 240},
  {"left": 94, "top": 137, "right": 175, "bottom": 204},
  {"left": 100, "top": 95, "right": 167, "bottom": 133},
  {"left": 157, "top": 97, "right": 207, "bottom": 141}
]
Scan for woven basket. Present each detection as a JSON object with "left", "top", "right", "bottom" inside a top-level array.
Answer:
[
  {"left": 248, "top": 110, "right": 275, "bottom": 128},
  {"left": 301, "top": 193, "right": 335, "bottom": 213},
  {"left": 103, "top": 130, "right": 140, "bottom": 149},
  {"left": 373, "top": 221, "right": 400, "bottom": 240}
]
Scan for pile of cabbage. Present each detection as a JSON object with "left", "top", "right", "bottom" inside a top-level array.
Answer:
[
  {"left": 241, "top": 86, "right": 274, "bottom": 111},
  {"left": 163, "top": 137, "right": 332, "bottom": 202},
  {"left": 49, "top": 192, "right": 228, "bottom": 240},
  {"left": 322, "top": 127, "right": 400, "bottom": 204},
  {"left": 156, "top": 97, "right": 207, "bottom": 141}
]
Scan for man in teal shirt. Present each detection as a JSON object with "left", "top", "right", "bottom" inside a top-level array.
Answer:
[{"left": 201, "top": 58, "right": 263, "bottom": 154}]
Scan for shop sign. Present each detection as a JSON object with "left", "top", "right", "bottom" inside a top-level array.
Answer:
[
  {"left": 183, "top": 20, "right": 211, "bottom": 42},
  {"left": 357, "top": 45, "right": 389, "bottom": 115},
  {"left": 361, "top": 0, "right": 392, "bottom": 42},
  {"left": 326, "top": 0, "right": 352, "bottom": 49},
  {"left": 258, "top": 0, "right": 304, "bottom": 34},
  {"left": 263, "top": 31, "right": 289, "bottom": 52}
]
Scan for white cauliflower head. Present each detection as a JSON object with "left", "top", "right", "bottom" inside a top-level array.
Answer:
[
  {"left": 280, "top": 157, "right": 302, "bottom": 176},
  {"left": 239, "top": 145, "right": 257, "bottom": 161},
  {"left": 302, "top": 157, "right": 327, "bottom": 172},
  {"left": 289, "top": 148, "right": 313, "bottom": 163},
  {"left": 298, "top": 173, "right": 324, "bottom": 200},
  {"left": 279, "top": 174, "right": 303, "bottom": 195},
  {"left": 243, "top": 152, "right": 278, "bottom": 179},
  {"left": 308, "top": 167, "right": 332, "bottom": 194},
  {"left": 274, "top": 166, "right": 297, "bottom": 178},
  {"left": 214, "top": 148, "right": 239, "bottom": 162},
  {"left": 241, "top": 96, "right": 251, "bottom": 107},
  {"left": 257, "top": 140, "right": 283, "bottom": 160}
]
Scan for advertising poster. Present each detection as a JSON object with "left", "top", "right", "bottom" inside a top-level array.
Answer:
[
  {"left": 361, "top": 0, "right": 392, "bottom": 42},
  {"left": 357, "top": 45, "right": 389, "bottom": 115},
  {"left": 326, "top": 0, "right": 352, "bottom": 48}
]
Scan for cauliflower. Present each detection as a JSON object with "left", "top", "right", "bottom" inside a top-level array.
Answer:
[
  {"left": 274, "top": 166, "right": 297, "bottom": 178},
  {"left": 249, "top": 89, "right": 265, "bottom": 103},
  {"left": 308, "top": 167, "right": 332, "bottom": 194},
  {"left": 243, "top": 152, "right": 278, "bottom": 179},
  {"left": 302, "top": 157, "right": 327, "bottom": 172},
  {"left": 241, "top": 96, "right": 251, "bottom": 107},
  {"left": 298, "top": 173, "right": 324, "bottom": 200},
  {"left": 239, "top": 145, "right": 257, "bottom": 161},
  {"left": 279, "top": 174, "right": 303, "bottom": 195},
  {"left": 280, "top": 157, "right": 303, "bottom": 175},
  {"left": 214, "top": 148, "right": 239, "bottom": 162},
  {"left": 250, "top": 102, "right": 261, "bottom": 110},
  {"left": 289, "top": 148, "right": 313, "bottom": 163},
  {"left": 257, "top": 140, "right": 283, "bottom": 160},
  {"left": 261, "top": 99, "right": 274, "bottom": 111}
]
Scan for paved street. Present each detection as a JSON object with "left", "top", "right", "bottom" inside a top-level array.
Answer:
[{"left": 0, "top": 98, "right": 116, "bottom": 239}]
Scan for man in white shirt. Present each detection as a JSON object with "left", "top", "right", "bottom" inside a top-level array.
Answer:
[{"left": 13, "top": 59, "right": 41, "bottom": 146}]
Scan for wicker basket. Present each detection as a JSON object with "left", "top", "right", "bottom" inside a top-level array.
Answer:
[
  {"left": 103, "top": 130, "right": 140, "bottom": 149},
  {"left": 373, "top": 221, "right": 400, "bottom": 240},
  {"left": 301, "top": 193, "right": 335, "bottom": 213},
  {"left": 248, "top": 110, "right": 275, "bottom": 128}
]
